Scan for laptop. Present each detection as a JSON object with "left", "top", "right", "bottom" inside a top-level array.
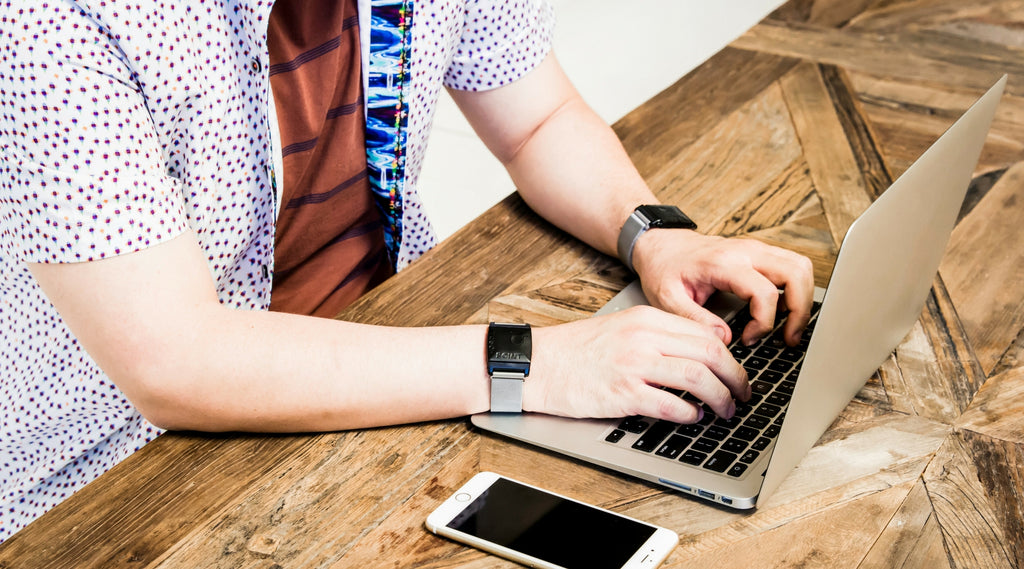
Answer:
[{"left": 472, "top": 76, "right": 1007, "bottom": 509}]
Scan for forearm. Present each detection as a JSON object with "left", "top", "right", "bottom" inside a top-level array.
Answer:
[
  {"left": 504, "top": 97, "right": 656, "bottom": 257},
  {"left": 137, "top": 309, "right": 489, "bottom": 432},
  {"left": 450, "top": 54, "right": 658, "bottom": 259}
]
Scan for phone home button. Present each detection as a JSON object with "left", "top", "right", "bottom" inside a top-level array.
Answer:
[{"left": 455, "top": 492, "right": 472, "bottom": 502}]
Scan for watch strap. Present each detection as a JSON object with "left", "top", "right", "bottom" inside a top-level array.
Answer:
[{"left": 490, "top": 371, "right": 526, "bottom": 413}]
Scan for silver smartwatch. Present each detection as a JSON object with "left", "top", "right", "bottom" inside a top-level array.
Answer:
[
  {"left": 486, "top": 323, "right": 532, "bottom": 413},
  {"left": 616, "top": 204, "right": 698, "bottom": 272}
]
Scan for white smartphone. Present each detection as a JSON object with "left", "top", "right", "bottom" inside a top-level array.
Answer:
[{"left": 425, "top": 472, "right": 678, "bottom": 569}]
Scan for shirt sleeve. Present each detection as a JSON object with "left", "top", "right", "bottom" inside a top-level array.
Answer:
[
  {"left": 443, "top": 0, "right": 555, "bottom": 92},
  {"left": 0, "top": 3, "right": 189, "bottom": 264}
]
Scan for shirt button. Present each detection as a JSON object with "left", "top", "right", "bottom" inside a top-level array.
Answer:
[{"left": 251, "top": 58, "right": 262, "bottom": 73}]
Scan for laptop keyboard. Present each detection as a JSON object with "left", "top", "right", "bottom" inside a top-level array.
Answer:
[{"left": 603, "top": 301, "right": 822, "bottom": 479}]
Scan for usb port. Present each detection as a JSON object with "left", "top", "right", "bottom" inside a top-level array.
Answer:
[{"left": 721, "top": 496, "right": 733, "bottom": 505}]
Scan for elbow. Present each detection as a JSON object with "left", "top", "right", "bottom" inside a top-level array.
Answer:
[{"left": 103, "top": 338, "right": 223, "bottom": 432}]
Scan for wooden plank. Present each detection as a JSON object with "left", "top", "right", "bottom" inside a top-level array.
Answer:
[
  {"left": 844, "top": 72, "right": 1024, "bottom": 178},
  {"left": 709, "top": 158, "right": 816, "bottom": 237},
  {"left": 848, "top": 0, "right": 1024, "bottom": 37},
  {"left": 666, "top": 483, "right": 912, "bottom": 568},
  {"left": 148, "top": 423, "right": 474, "bottom": 568},
  {"left": 818, "top": 64, "right": 893, "bottom": 199},
  {"left": 939, "top": 162, "right": 1024, "bottom": 374},
  {"left": 779, "top": 62, "right": 874, "bottom": 246},
  {"left": 0, "top": 434, "right": 321, "bottom": 569},
  {"left": 613, "top": 48, "right": 801, "bottom": 181},
  {"left": 733, "top": 19, "right": 1024, "bottom": 96},
  {"left": 956, "top": 367, "right": 1024, "bottom": 446},
  {"left": 767, "top": 0, "right": 877, "bottom": 27},
  {"left": 856, "top": 480, "right": 951, "bottom": 569},
  {"left": 924, "top": 431, "right": 1019, "bottom": 568},
  {"left": 871, "top": 276, "right": 988, "bottom": 423},
  {"left": 326, "top": 437, "right": 484, "bottom": 569},
  {"left": 642, "top": 83, "right": 805, "bottom": 232}
]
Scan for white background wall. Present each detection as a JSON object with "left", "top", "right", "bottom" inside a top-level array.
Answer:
[{"left": 416, "top": 0, "right": 785, "bottom": 241}]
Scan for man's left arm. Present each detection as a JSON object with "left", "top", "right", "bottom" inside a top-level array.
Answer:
[{"left": 450, "top": 53, "right": 814, "bottom": 345}]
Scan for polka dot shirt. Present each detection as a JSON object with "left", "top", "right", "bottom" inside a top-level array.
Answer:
[{"left": 0, "top": 0, "right": 553, "bottom": 542}]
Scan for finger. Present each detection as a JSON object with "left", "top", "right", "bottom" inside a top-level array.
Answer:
[
  {"left": 713, "top": 267, "right": 780, "bottom": 345},
  {"left": 613, "top": 304, "right": 724, "bottom": 345},
  {"left": 641, "top": 348, "right": 747, "bottom": 418},
  {"left": 629, "top": 388, "right": 705, "bottom": 424},
  {"left": 646, "top": 284, "right": 731, "bottom": 344},
  {"left": 749, "top": 245, "right": 815, "bottom": 344}
]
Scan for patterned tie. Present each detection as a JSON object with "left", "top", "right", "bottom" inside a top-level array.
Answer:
[{"left": 366, "top": 0, "right": 413, "bottom": 269}]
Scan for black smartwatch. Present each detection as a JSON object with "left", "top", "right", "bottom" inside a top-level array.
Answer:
[
  {"left": 486, "top": 323, "right": 532, "bottom": 413},
  {"left": 616, "top": 204, "right": 697, "bottom": 273}
]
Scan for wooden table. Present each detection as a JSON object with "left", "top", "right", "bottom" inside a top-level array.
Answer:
[{"left": 3, "top": 0, "right": 1023, "bottom": 567}]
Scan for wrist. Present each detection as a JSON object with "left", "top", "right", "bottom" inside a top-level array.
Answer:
[
  {"left": 616, "top": 204, "right": 697, "bottom": 273},
  {"left": 631, "top": 226, "right": 701, "bottom": 279}
]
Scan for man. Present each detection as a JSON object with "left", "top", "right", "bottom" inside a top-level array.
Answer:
[{"left": 0, "top": 0, "right": 812, "bottom": 541}]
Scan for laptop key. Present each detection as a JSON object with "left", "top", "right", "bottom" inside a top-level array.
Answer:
[
  {"left": 754, "top": 346, "right": 779, "bottom": 359},
  {"left": 768, "top": 359, "right": 794, "bottom": 373},
  {"left": 730, "top": 345, "right": 751, "bottom": 359},
  {"left": 680, "top": 450, "right": 707, "bottom": 466},
  {"left": 655, "top": 435, "right": 693, "bottom": 460},
  {"left": 766, "top": 392, "right": 790, "bottom": 406},
  {"left": 677, "top": 423, "right": 704, "bottom": 437},
  {"left": 632, "top": 421, "right": 675, "bottom": 452},
  {"left": 714, "top": 415, "right": 742, "bottom": 429},
  {"left": 751, "top": 437, "right": 771, "bottom": 451},
  {"left": 754, "top": 403, "right": 781, "bottom": 418},
  {"left": 727, "top": 462, "right": 749, "bottom": 477},
  {"left": 692, "top": 438, "right": 718, "bottom": 454},
  {"left": 605, "top": 429, "right": 626, "bottom": 443},
  {"left": 739, "top": 449, "right": 760, "bottom": 463},
  {"left": 751, "top": 381, "right": 773, "bottom": 395},
  {"left": 618, "top": 417, "right": 649, "bottom": 433},
  {"left": 759, "top": 370, "right": 785, "bottom": 384},
  {"left": 745, "top": 357, "right": 769, "bottom": 370},
  {"left": 721, "top": 438, "right": 747, "bottom": 453},
  {"left": 703, "top": 450, "right": 738, "bottom": 473},
  {"left": 733, "top": 426, "right": 759, "bottom": 441},
  {"left": 743, "top": 415, "right": 770, "bottom": 430},
  {"left": 704, "top": 426, "right": 730, "bottom": 441},
  {"left": 764, "top": 424, "right": 781, "bottom": 438},
  {"left": 780, "top": 347, "right": 804, "bottom": 362}
]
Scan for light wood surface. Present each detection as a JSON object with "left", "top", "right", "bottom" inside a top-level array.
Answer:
[{"left": 3, "top": 0, "right": 1023, "bottom": 567}]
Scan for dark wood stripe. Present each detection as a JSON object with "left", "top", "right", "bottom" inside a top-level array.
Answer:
[{"left": 818, "top": 63, "right": 893, "bottom": 199}]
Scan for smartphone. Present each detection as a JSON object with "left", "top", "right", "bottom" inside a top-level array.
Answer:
[{"left": 425, "top": 472, "right": 678, "bottom": 569}]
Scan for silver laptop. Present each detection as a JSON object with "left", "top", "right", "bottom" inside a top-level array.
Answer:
[{"left": 472, "top": 76, "right": 1006, "bottom": 509}]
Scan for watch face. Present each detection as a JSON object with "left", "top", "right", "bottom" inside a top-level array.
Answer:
[
  {"left": 637, "top": 205, "right": 697, "bottom": 230},
  {"left": 487, "top": 323, "right": 532, "bottom": 374}
]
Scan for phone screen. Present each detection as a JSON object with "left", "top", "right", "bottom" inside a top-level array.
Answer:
[{"left": 445, "top": 477, "right": 657, "bottom": 569}]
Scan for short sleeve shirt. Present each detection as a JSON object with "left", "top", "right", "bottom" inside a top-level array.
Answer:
[{"left": 0, "top": 0, "right": 553, "bottom": 541}]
